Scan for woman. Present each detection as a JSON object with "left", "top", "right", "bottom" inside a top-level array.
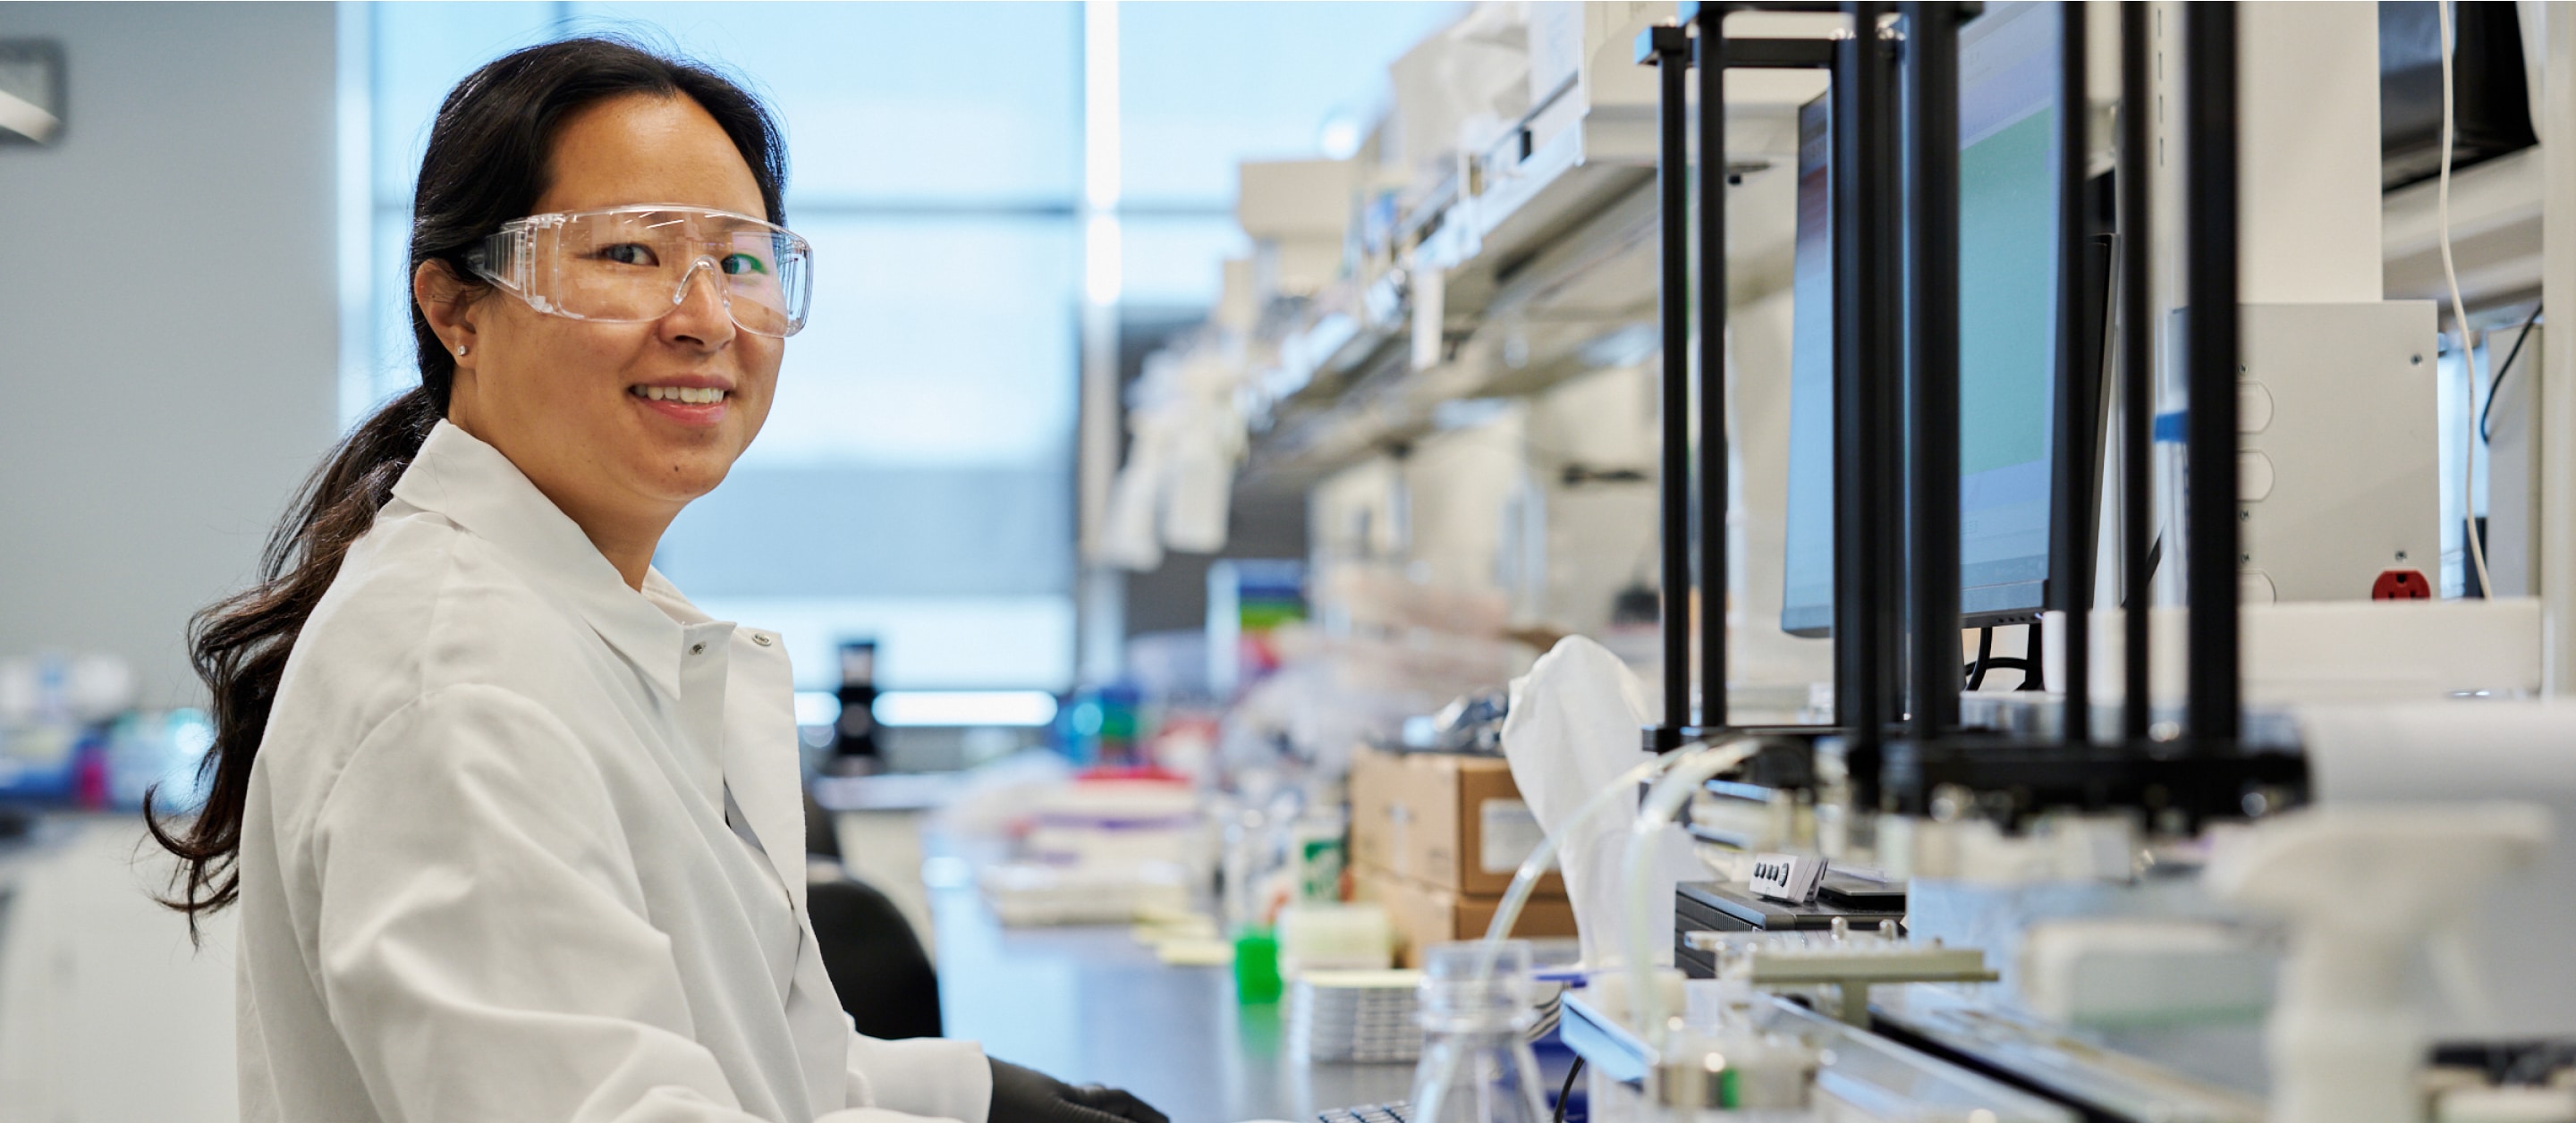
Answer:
[{"left": 148, "top": 38, "right": 1164, "bottom": 1123}]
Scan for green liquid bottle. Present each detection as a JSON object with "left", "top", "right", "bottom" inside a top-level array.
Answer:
[{"left": 1233, "top": 929, "right": 1282, "bottom": 1003}]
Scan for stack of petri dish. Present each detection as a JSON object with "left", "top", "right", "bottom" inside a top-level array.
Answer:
[{"left": 1288, "top": 968, "right": 1426, "bottom": 1063}]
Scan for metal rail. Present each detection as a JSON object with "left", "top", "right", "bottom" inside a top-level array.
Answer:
[
  {"left": 2118, "top": 1, "right": 2154, "bottom": 740},
  {"left": 1902, "top": 1, "right": 1964, "bottom": 744},
  {"left": 1649, "top": 23, "right": 1695, "bottom": 752},
  {"left": 2183, "top": 3, "right": 2241, "bottom": 746},
  {"left": 2050, "top": 2, "right": 2095, "bottom": 743},
  {"left": 1697, "top": 11, "right": 1732, "bottom": 733},
  {"left": 1832, "top": 2, "right": 1903, "bottom": 753}
]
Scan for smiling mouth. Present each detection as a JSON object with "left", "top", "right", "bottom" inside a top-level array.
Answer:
[{"left": 630, "top": 385, "right": 731, "bottom": 404}]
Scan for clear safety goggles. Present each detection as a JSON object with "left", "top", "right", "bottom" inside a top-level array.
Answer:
[{"left": 466, "top": 204, "right": 814, "bottom": 338}]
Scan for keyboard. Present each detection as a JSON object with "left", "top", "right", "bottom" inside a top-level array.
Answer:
[{"left": 1317, "top": 1102, "right": 1410, "bottom": 1123}]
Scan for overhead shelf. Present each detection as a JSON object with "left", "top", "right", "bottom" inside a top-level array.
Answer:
[
  {"left": 1236, "top": 14, "right": 1836, "bottom": 486},
  {"left": 1244, "top": 182, "right": 1662, "bottom": 486},
  {"left": 1426, "top": 81, "right": 1658, "bottom": 317}
]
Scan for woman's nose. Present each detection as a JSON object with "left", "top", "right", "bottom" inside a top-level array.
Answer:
[{"left": 662, "top": 260, "right": 738, "bottom": 348}]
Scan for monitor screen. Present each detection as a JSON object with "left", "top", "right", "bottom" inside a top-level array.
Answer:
[
  {"left": 1780, "top": 1, "right": 2069, "bottom": 636},
  {"left": 1780, "top": 93, "right": 1839, "bottom": 635}
]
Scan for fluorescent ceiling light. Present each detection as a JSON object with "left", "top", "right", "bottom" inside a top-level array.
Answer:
[{"left": 872, "top": 690, "right": 1060, "bottom": 728}]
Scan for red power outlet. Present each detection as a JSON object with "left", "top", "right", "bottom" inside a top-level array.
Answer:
[{"left": 2373, "top": 570, "right": 2431, "bottom": 600}]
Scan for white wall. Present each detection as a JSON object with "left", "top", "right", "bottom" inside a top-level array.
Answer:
[
  {"left": 1527, "top": 365, "right": 1658, "bottom": 637},
  {"left": 0, "top": 4, "right": 341, "bottom": 708}
]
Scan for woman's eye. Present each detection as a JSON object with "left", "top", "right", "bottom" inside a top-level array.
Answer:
[
  {"left": 600, "top": 243, "right": 658, "bottom": 267},
  {"left": 723, "top": 253, "right": 769, "bottom": 276}
]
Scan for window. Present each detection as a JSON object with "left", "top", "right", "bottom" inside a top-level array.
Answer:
[
  {"left": 1117, "top": 2, "right": 1459, "bottom": 207},
  {"left": 341, "top": 0, "right": 1460, "bottom": 690}
]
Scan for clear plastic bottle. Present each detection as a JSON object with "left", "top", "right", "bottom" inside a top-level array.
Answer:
[
  {"left": 1220, "top": 785, "right": 1293, "bottom": 1003},
  {"left": 1409, "top": 941, "right": 1549, "bottom": 1123}
]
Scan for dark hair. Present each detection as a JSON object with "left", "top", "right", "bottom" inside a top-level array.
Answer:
[{"left": 147, "top": 37, "right": 788, "bottom": 939}]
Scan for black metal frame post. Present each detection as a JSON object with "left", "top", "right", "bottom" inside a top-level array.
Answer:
[
  {"left": 1849, "top": 0, "right": 2297, "bottom": 832},
  {"left": 1868, "top": 9, "right": 1908, "bottom": 748},
  {"left": 1648, "top": 23, "right": 1694, "bottom": 754},
  {"left": 2118, "top": 1, "right": 2153, "bottom": 741},
  {"left": 1649, "top": 6, "right": 1838, "bottom": 768},
  {"left": 1902, "top": 2, "right": 1962, "bottom": 745},
  {"left": 2182, "top": 3, "right": 2240, "bottom": 746},
  {"left": 1696, "top": 15, "right": 1731, "bottom": 736},
  {"left": 1629, "top": 1, "right": 2291, "bottom": 831},
  {"left": 1832, "top": 1, "right": 1902, "bottom": 752},
  {"left": 1830, "top": 13, "right": 1863, "bottom": 739},
  {"left": 2048, "top": 4, "right": 2095, "bottom": 744}
]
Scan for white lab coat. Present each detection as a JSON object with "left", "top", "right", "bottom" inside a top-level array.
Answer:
[{"left": 233, "top": 420, "right": 991, "bottom": 1123}]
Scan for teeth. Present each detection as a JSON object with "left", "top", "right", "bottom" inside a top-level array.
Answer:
[{"left": 636, "top": 386, "right": 726, "bottom": 404}]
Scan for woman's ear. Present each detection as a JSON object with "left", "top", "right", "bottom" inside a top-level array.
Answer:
[{"left": 413, "top": 259, "right": 479, "bottom": 360}]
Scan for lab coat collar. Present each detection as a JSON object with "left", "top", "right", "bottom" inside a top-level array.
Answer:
[
  {"left": 389, "top": 420, "right": 690, "bottom": 701},
  {"left": 390, "top": 424, "right": 807, "bottom": 905}
]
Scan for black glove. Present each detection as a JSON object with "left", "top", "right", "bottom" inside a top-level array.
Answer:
[{"left": 987, "top": 1058, "right": 1170, "bottom": 1123}]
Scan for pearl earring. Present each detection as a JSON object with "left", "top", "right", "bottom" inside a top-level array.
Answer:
[{"left": 457, "top": 344, "right": 470, "bottom": 357}]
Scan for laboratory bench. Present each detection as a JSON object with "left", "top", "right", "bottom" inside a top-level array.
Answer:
[
  {"left": 0, "top": 807, "right": 1403, "bottom": 1123},
  {"left": 929, "top": 875, "right": 1415, "bottom": 1122}
]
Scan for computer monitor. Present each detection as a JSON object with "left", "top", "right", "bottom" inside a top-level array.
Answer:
[
  {"left": 1780, "top": 1, "right": 2105, "bottom": 637},
  {"left": 1779, "top": 89, "right": 1840, "bottom": 636}
]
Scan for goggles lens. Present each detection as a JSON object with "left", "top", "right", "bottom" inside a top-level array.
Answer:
[{"left": 472, "top": 206, "right": 813, "bottom": 337}]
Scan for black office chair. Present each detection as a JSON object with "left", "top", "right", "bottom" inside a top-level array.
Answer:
[
  {"left": 804, "top": 789, "right": 944, "bottom": 1040},
  {"left": 806, "top": 788, "right": 846, "bottom": 860}
]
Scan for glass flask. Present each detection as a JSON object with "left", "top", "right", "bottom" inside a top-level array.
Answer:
[{"left": 1408, "top": 941, "right": 1549, "bottom": 1123}]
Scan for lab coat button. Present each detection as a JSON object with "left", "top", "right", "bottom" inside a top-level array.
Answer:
[
  {"left": 691, "top": 642, "right": 706, "bottom": 654},
  {"left": 752, "top": 633, "right": 772, "bottom": 647}
]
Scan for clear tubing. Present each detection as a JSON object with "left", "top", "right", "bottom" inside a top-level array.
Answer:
[
  {"left": 1475, "top": 752, "right": 1689, "bottom": 959},
  {"left": 1448, "top": 733, "right": 1747, "bottom": 1077},
  {"left": 1421, "top": 751, "right": 1696, "bottom": 1114},
  {"left": 1623, "top": 738, "right": 1758, "bottom": 1051}
]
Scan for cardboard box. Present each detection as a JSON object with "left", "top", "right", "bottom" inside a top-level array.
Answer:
[
  {"left": 1356, "top": 864, "right": 1579, "bottom": 968},
  {"left": 1349, "top": 746, "right": 1563, "bottom": 898}
]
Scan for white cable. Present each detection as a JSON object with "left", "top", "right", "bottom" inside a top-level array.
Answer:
[
  {"left": 2438, "top": 0, "right": 2496, "bottom": 598},
  {"left": 1621, "top": 737, "right": 1758, "bottom": 1052}
]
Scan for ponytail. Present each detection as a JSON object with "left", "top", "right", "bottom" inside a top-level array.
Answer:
[{"left": 145, "top": 388, "right": 440, "bottom": 940}]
